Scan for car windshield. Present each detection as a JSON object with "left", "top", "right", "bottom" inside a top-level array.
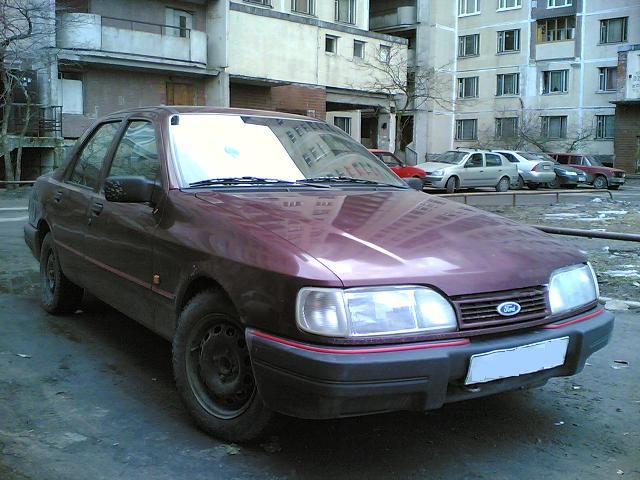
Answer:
[
  {"left": 518, "top": 152, "right": 554, "bottom": 162},
  {"left": 169, "top": 114, "right": 405, "bottom": 188},
  {"left": 436, "top": 151, "right": 468, "bottom": 165}
]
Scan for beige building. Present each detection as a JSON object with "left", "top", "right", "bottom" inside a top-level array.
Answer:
[
  {"left": 370, "top": 0, "right": 639, "bottom": 169},
  {"left": 53, "top": 0, "right": 407, "bottom": 151}
]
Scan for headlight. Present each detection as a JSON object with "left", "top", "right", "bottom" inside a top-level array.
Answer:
[
  {"left": 296, "top": 286, "right": 457, "bottom": 337},
  {"left": 430, "top": 169, "right": 444, "bottom": 176},
  {"left": 548, "top": 263, "right": 599, "bottom": 315}
]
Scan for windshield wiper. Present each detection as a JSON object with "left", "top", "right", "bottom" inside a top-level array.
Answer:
[
  {"left": 301, "top": 176, "right": 408, "bottom": 188},
  {"left": 188, "top": 176, "right": 297, "bottom": 187}
]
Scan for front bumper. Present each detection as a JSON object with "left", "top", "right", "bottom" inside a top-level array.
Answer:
[
  {"left": 247, "top": 307, "right": 613, "bottom": 419},
  {"left": 609, "top": 177, "right": 625, "bottom": 186},
  {"left": 422, "top": 175, "right": 446, "bottom": 188}
]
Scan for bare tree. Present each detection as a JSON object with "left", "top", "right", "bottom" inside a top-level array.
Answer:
[
  {"left": 474, "top": 109, "right": 594, "bottom": 153},
  {"left": 359, "top": 44, "right": 453, "bottom": 155},
  {"left": 1, "top": 0, "right": 57, "bottom": 188}
]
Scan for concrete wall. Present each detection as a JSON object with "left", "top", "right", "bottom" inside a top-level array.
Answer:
[{"left": 227, "top": 7, "right": 406, "bottom": 93}]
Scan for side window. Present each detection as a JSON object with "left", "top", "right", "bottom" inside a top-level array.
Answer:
[
  {"left": 556, "top": 155, "right": 569, "bottom": 165},
  {"left": 485, "top": 154, "right": 502, "bottom": 166},
  {"left": 69, "top": 122, "right": 120, "bottom": 188},
  {"left": 108, "top": 121, "right": 160, "bottom": 182},
  {"left": 501, "top": 152, "right": 517, "bottom": 163},
  {"left": 466, "top": 153, "right": 483, "bottom": 167}
]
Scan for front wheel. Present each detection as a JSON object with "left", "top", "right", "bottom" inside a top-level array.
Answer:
[
  {"left": 547, "top": 177, "right": 561, "bottom": 189},
  {"left": 40, "top": 233, "right": 83, "bottom": 314},
  {"left": 445, "top": 177, "right": 457, "bottom": 193},
  {"left": 592, "top": 175, "right": 608, "bottom": 190},
  {"left": 496, "top": 177, "right": 510, "bottom": 192},
  {"left": 172, "top": 290, "right": 272, "bottom": 442}
]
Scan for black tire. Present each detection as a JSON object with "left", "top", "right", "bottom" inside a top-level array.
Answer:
[
  {"left": 592, "top": 175, "right": 608, "bottom": 190},
  {"left": 516, "top": 175, "right": 525, "bottom": 190},
  {"left": 172, "top": 290, "right": 272, "bottom": 442},
  {"left": 445, "top": 176, "right": 457, "bottom": 193},
  {"left": 527, "top": 183, "right": 539, "bottom": 190},
  {"left": 40, "top": 233, "right": 83, "bottom": 314},
  {"left": 547, "top": 177, "right": 561, "bottom": 189},
  {"left": 496, "top": 176, "right": 510, "bottom": 192}
]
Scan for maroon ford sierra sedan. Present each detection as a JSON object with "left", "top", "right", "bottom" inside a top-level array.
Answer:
[{"left": 25, "top": 107, "right": 613, "bottom": 442}]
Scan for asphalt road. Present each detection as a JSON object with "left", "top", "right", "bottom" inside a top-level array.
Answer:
[{"left": 1, "top": 186, "right": 639, "bottom": 479}]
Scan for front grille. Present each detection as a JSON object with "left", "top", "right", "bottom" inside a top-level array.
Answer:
[
  {"left": 614, "top": 172, "right": 625, "bottom": 178},
  {"left": 453, "top": 286, "right": 548, "bottom": 330}
]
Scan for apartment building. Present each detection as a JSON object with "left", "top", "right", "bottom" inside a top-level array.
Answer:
[
  {"left": 54, "top": 0, "right": 406, "bottom": 145},
  {"left": 370, "top": 0, "right": 639, "bottom": 170}
]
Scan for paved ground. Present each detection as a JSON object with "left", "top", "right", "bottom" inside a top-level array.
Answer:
[{"left": 1, "top": 184, "right": 639, "bottom": 479}]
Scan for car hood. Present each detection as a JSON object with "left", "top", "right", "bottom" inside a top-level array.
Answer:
[
  {"left": 195, "top": 190, "right": 583, "bottom": 296},
  {"left": 415, "top": 161, "right": 459, "bottom": 172}
]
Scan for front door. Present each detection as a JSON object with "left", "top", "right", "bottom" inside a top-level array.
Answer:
[
  {"left": 460, "top": 153, "right": 484, "bottom": 187},
  {"left": 83, "top": 120, "right": 163, "bottom": 329}
]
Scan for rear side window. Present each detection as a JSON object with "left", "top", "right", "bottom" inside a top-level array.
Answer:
[
  {"left": 556, "top": 155, "right": 569, "bottom": 165},
  {"left": 108, "top": 121, "right": 161, "bottom": 182},
  {"left": 500, "top": 152, "right": 517, "bottom": 163},
  {"left": 485, "top": 154, "right": 502, "bottom": 166},
  {"left": 69, "top": 122, "right": 120, "bottom": 188}
]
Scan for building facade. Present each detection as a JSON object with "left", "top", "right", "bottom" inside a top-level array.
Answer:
[{"left": 370, "top": 0, "right": 640, "bottom": 169}]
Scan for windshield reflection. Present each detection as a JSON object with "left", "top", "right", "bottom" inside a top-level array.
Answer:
[{"left": 169, "top": 114, "right": 405, "bottom": 188}]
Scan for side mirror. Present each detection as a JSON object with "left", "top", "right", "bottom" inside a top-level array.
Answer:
[
  {"left": 405, "top": 177, "right": 423, "bottom": 191},
  {"left": 104, "top": 175, "right": 156, "bottom": 203}
]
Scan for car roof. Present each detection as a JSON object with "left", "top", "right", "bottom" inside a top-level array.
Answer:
[{"left": 101, "top": 106, "right": 321, "bottom": 122}]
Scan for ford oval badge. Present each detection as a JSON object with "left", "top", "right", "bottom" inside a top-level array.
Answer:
[{"left": 497, "top": 301, "right": 521, "bottom": 316}]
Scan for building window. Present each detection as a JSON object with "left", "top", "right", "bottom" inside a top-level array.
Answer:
[
  {"left": 58, "top": 72, "right": 83, "bottom": 114},
  {"left": 165, "top": 7, "right": 193, "bottom": 38},
  {"left": 456, "top": 119, "right": 478, "bottom": 140},
  {"left": 497, "top": 29, "right": 520, "bottom": 53},
  {"left": 379, "top": 44, "right": 391, "bottom": 63},
  {"left": 541, "top": 116, "right": 567, "bottom": 139},
  {"left": 596, "top": 115, "right": 615, "bottom": 139},
  {"left": 496, "top": 117, "right": 519, "bottom": 139},
  {"left": 458, "top": 34, "right": 480, "bottom": 57},
  {"left": 458, "top": 77, "right": 479, "bottom": 98},
  {"left": 548, "top": 0, "right": 571, "bottom": 6},
  {"left": 334, "top": 117, "right": 351, "bottom": 135},
  {"left": 542, "top": 70, "right": 568, "bottom": 94},
  {"left": 600, "top": 18, "right": 627, "bottom": 44},
  {"left": 598, "top": 67, "right": 617, "bottom": 92},
  {"left": 291, "top": 0, "right": 314, "bottom": 15},
  {"left": 335, "top": 0, "right": 355, "bottom": 24},
  {"left": 537, "top": 16, "right": 576, "bottom": 42},
  {"left": 498, "top": 0, "right": 521, "bottom": 10},
  {"left": 496, "top": 73, "right": 519, "bottom": 95},
  {"left": 325, "top": 35, "right": 338, "bottom": 53},
  {"left": 353, "top": 40, "right": 365, "bottom": 59},
  {"left": 458, "top": 0, "right": 479, "bottom": 16},
  {"left": 244, "top": 0, "right": 272, "bottom": 5}
]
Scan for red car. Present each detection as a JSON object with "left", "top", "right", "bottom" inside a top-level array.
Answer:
[
  {"left": 369, "top": 149, "right": 426, "bottom": 182},
  {"left": 548, "top": 153, "right": 625, "bottom": 190}
]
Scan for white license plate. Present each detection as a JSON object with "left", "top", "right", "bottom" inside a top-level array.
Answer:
[
  {"left": 465, "top": 337, "right": 569, "bottom": 385},
  {"left": 543, "top": 165, "right": 551, "bottom": 170}
]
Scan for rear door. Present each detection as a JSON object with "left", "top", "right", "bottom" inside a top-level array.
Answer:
[
  {"left": 82, "top": 119, "right": 164, "bottom": 328},
  {"left": 484, "top": 153, "right": 509, "bottom": 186},
  {"left": 49, "top": 122, "right": 121, "bottom": 287}
]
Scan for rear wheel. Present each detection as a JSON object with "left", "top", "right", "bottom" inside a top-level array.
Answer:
[
  {"left": 445, "top": 177, "right": 458, "bottom": 193},
  {"left": 172, "top": 290, "right": 272, "bottom": 442},
  {"left": 516, "top": 175, "right": 525, "bottom": 190},
  {"left": 40, "top": 233, "right": 83, "bottom": 314},
  {"left": 592, "top": 175, "right": 608, "bottom": 190},
  {"left": 528, "top": 183, "right": 539, "bottom": 190},
  {"left": 496, "top": 176, "right": 510, "bottom": 192}
]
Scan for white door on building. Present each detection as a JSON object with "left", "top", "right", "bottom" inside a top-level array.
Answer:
[{"left": 326, "top": 110, "right": 361, "bottom": 142}]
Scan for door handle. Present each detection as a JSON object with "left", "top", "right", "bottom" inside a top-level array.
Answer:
[
  {"left": 90, "top": 202, "right": 104, "bottom": 216},
  {"left": 53, "top": 191, "right": 63, "bottom": 203}
]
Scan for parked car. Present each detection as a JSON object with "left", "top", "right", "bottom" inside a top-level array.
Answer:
[
  {"left": 493, "top": 150, "right": 556, "bottom": 189},
  {"left": 369, "top": 149, "right": 426, "bottom": 183},
  {"left": 548, "top": 153, "right": 626, "bottom": 190},
  {"left": 416, "top": 149, "right": 518, "bottom": 193},
  {"left": 547, "top": 162, "right": 588, "bottom": 189},
  {"left": 25, "top": 107, "right": 613, "bottom": 442}
]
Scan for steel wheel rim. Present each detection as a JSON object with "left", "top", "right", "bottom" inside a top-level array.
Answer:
[
  {"left": 44, "top": 251, "right": 56, "bottom": 294},
  {"left": 185, "top": 315, "right": 255, "bottom": 419}
]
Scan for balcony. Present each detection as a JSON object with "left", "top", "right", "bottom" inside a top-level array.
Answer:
[
  {"left": 535, "top": 40, "right": 575, "bottom": 61},
  {"left": 56, "top": 13, "right": 207, "bottom": 70},
  {"left": 370, "top": 6, "right": 417, "bottom": 33},
  {"left": 2, "top": 104, "right": 62, "bottom": 137}
]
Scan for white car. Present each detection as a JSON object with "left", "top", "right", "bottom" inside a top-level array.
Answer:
[
  {"left": 416, "top": 149, "right": 518, "bottom": 193},
  {"left": 494, "top": 150, "right": 556, "bottom": 189}
]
